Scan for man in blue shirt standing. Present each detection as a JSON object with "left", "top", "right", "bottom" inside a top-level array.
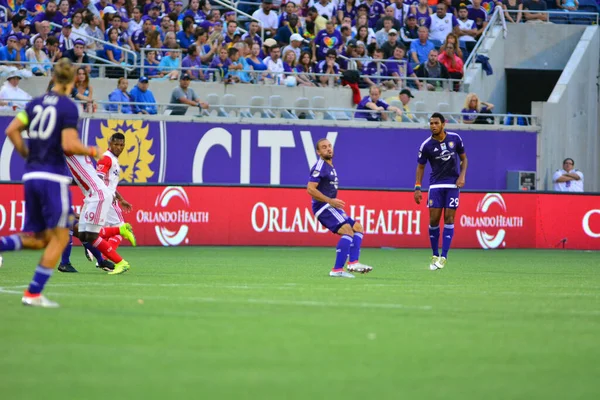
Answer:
[{"left": 129, "top": 76, "right": 157, "bottom": 115}]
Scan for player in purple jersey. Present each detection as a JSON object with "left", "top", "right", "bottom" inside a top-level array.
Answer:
[
  {"left": 414, "top": 112, "right": 468, "bottom": 270},
  {"left": 307, "top": 139, "right": 373, "bottom": 278},
  {"left": 0, "top": 59, "right": 101, "bottom": 308}
]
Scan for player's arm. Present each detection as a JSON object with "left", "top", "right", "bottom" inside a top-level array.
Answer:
[
  {"left": 456, "top": 152, "right": 468, "bottom": 188},
  {"left": 5, "top": 111, "right": 29, "bottom": 158},
  {"left": 307, "top": 181, "right": 345, "bottom": 209},
  {"left": 115, "top": 191, "right": 133, "bottom": 212},
  {"left": 414, "top": 163, "right": 425, "bottom": 204},
  {"left": 62, "top": 128, "right": 101, "bottom": 160},
  {"left": 96, "top": 155, "right": 111, "bottom": 181}
]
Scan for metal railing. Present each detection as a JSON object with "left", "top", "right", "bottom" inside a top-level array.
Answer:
[
  {"left": 212, "top": 0, "right": 265, "bottom": 43},
  {"left": 464, "top": 6, "right": 507, "bottom": 72},
  {"left": 139, "top": 47, "right": 184, "bottom": 78},
  {"left": 0, "top": 5, "right": 7, "bottom": 23},
  {"left": 50, "top": 22, "right": 138, "bottom": 74},
  {"left": 506, "top": 9, "right": 599, "bottom": 24},
  {"left": 0, "top": 97, "right": 538, "bottom": 126}
]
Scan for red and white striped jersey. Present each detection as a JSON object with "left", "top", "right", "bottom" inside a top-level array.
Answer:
[
  {"left": 96, "top": 150, "right": 121, "bottom": 196},
  {"left": 66, "top": 154, "right": 109, "bottom": 198}
]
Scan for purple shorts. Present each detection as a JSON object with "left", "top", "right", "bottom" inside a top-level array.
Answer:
[
  {"left": 316, "top": 207, "right": 355, "bottom": 233},
  {"left": 427, "top": 187, "right": 460, "bottom": 209},
  {"left": 24, "top": 178, "right": 75, "bottom": 233}
]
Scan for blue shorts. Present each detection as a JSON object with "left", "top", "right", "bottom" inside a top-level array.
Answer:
[
  {"left": 428, "top": 186, "right": 460, "bottom": 209},
  {"left": 315, "top": 206, "right": 355, "bottom": 233},
  {"left": 24, "top": 176, "right": 75, "bottom": 233}
]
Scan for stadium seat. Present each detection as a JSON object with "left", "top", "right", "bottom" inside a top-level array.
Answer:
[
  {"left": 414, "top": 101, "right": 427, "bottom": 123},
  {"left": 222, "top": 94, "right": 239, "bottom": 117},
  {"left": 293, "top": 97, "right": 316, "bottom": 119},
  {"left": 328, "top": 108, "right": 352, "bottom": 120},
  {"left": 269, "top": 95, "right": 296, "bottom": 119},
  {"left": 311, "top": 96, "right": 336, "bottom": 120},
  {"left": 206, "top": 93, "right": 228, "bottom": 117},
  {"left": 248, "top": 96, "right": 272, "bottom": 118},
  {"left": 437, "top": 102, "right": 458, "bottom": 123}
]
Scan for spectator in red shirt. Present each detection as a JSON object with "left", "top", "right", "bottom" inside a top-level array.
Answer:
[{"left": 437, "top": 41, "right": 463, "bottom": 83}]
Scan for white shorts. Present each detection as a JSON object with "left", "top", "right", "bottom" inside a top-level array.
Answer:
[
  {"left": 106, "top": 203, "right": 125, "bottom": 226},
  {"left": 78, "top": 188, "right": 112, "bottom": 233}
]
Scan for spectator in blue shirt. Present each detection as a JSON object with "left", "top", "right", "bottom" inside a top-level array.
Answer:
[
  {"left": 158, "top": 46, "right": 181, "bottom": 80},
  {"left": 0, "top": 35, "right": 21, "bottom": 63},
  {"left": 107, "top": 77, "right": 133, "bottom": 114},
  {"left": 176, "top": 19, "right": 195, "bottom": 52},
  {"left": 409, "top": 26, "right": 435, "bottom": 65},
  {"left": 129, "top": 77, "right": 158, "bottom": 115}
]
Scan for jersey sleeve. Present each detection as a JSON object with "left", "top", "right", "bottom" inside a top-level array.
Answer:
[
  {"left": 308, "top": 165, "right": 324, "bottom": 183},
  {"left": 456, "top": 134, "right": 465, "bottom": 155},
  {"left": 417, "top": 146, "right": 428, "bottom": 165},
  {"left": 62, "top": 100, "right": 80, "bottom": 130},
  {"left": 96, "top": 155, "right": 112, "bottom": 178}
]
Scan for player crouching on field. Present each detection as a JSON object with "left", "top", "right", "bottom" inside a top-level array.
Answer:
[{"left": 307, "top": 139, "right": 373, "bottom": 278}]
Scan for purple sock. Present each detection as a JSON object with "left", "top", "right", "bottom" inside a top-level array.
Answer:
[
  {"left": 349, "top": 232, "right": 363, "bottom": 263},
  {"left": 61, "top": 235, "right": 72, "bottom": 265},
  {"left": 429, "top": 226, "right": 440, "bottom": 257},
  {"left": 0, "top": 234, "right": 22, "bottom": 252},
  {"left": 27, "top": 265, "right": 54, "bottom": 295},
  {"left": 334, "top": 235, "right": 353, "bottom": 270},
  {"left": 83, "top": 242, "right": 104, "bottom": 263},
  {"left": 441, "top": 224, "right": 454, "bottom": 258}
]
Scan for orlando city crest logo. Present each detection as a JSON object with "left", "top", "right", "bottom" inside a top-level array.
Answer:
[{"left": 96, "top": 120, "right": 156, "bottom": 183}]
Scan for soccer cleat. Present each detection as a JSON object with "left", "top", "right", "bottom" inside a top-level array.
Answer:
[
  {"left": 22, "top": 294, "right": 59, "bottom": 308},
  {"left": 429, "top": 256, "right": 439, "bottom": 271},
  {"left": 329, "top": 270, "right": 355, "bottom": 278},
  {"left": 119, "top": 223, "right": 137, "bottom": 247},
  {"left": 434, "top": 256, "right": 447, "bottom": 270},
  {"left": 84, "top": 247, "right": 94, "bottom": 262},
  {"left": 58, "top": 263, "right": 78, "bottom": 273},
  {"left": 96, "top": 260, "right": 115, "bottom": 272},
  {"left": 108, "top": 260, "right": 130, "bottom": 275},
  {"left": 347, "top": 262, "right": 373, "bottom": 274}
]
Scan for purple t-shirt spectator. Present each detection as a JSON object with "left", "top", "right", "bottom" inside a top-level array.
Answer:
[
  {"left": 25, "top": 0, "right": 48, "bottom": 14},
  {"left": 184, "top": 9, "right": 207, "bottom": 24},
  {"left": 467, "top": 7, "right": 488, "bottom": 29},
  {"left": 182, "top": 55, "right": 204, "bottom": 80},
  {"left": 386, "top": 57, "right": 414, "bottom": 77},
  {"left": 462, "top": 106, "right": 488, "bottom": 122},
  {"left": 142, "top": 15, "right": 161, "bottom": 27},
  {"left": 314, "top": 29, "right": 343, "bottom": 60},
  {"left": 355, "top": 95, "right": 389, "bottom": 121},
  {"left": 132, "top": 30, "right": 147, "bottom": 47},
  {"left": 144, "top": 1, "right": 171, "bottom": 15},
  {"left": 210, "top": 56, "right": 232, "bottom": 76},
  {"left": 337, "top": 3, "right": 357, "bottom": 21},
  {"left": 365, "top": 1, "right": 386, "bottom": 28},
  {"left": 362, "top": 60, "right": 388, "bottom": 83},
  {"left": 314, "top": 59, "right": 340, "bottom": 74}
]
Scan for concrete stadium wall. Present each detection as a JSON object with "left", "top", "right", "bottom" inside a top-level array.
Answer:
[
  {"left": 532, "top": 26, "right": 600, "bottom": 192},
  {"left": 504, "top": 24, "right": 587, "bottom": 70},
  {"left": 463, "top": 25, "right": 508, "bottom": 114},
  {"left": 17, "top": 78, "right": 468, "bottom": 115}
]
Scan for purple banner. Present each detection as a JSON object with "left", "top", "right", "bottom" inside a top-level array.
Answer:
[{"left": 0, "top": 117, "right": 537, "bottom": 189}]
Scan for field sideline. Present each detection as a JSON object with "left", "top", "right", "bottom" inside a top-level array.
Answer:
[{"left": 0, "top": 247, "right": 599, "bottom": 400}]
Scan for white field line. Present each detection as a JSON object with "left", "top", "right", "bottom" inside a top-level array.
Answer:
[{"left": 0, "top": 287, "right": 433, "bottom": 311}]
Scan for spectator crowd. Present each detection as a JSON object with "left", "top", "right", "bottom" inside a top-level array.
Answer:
[{"left": 0, "top": 0, "right": 530, "bottom": 89}]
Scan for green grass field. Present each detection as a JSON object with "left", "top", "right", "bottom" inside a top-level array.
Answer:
[{"left": 0, "top": 247, "right": 599, "bottom": 400}]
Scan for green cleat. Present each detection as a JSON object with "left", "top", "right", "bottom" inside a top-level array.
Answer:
[
  {"left": 108, "top": 260, "right": 130, "bottom": 275},
  {"left": 434, "top": 256, "right": 447, "bottom": 270},
  {"left": 119, "top": 223, "right": 137, "bottom": 247}
]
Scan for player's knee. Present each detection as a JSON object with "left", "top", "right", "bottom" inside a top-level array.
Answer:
[
  {"left": 338, "top": 224, "right": 354, "bottom": 237},
  {"left": 353, "top": 222, "right": 363, "bottom": 233},
  {"left": 444, "top": 216, "right": 455, "bottom": 225}
]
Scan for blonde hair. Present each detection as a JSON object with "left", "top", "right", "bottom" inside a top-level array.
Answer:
[
  {"left": 53, "top": 58, "right": 77, "bottom": 86},
  {"left": 283, "top": 50, "right": 297, "bottom": 67},
  {"left": 463, "top": 93, "right": 481, "bottom": 111}
]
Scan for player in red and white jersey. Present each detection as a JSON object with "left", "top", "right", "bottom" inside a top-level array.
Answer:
[
  {"left": 95, "top": 133, "right": 132, "bottom": 249},
  {"left": 66, "top": 145, "right": 136, "bottom": 275}
]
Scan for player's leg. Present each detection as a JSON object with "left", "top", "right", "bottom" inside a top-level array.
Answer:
[
  {"left": 428, "top": 188, "right": 444, "bottom": 270},
  {"left": 22, "top": 180, "right": 74, "bottom": 308},
  {"left": 331, "top": 223, "right": 355, "bottom": 278},
  {"left": 58, "top": 231, "right": 78, "bottom": 273},
  {"left": 435, "top": 189, "right": 460, "bottom": 269},
  {"left": 102, "top": 204, "right": 136, "bottom": 247},
  {"left": 316, "top": 208, "right": 355, "bottom": 278},
  {"left": 346, "top": 221, "right": 373, "bottom": 274}
]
